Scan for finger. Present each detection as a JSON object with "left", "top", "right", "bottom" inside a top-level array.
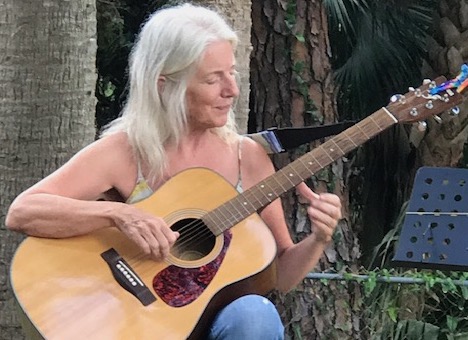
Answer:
[
  {"left": 148, "top": 226, "right": 171, "bottom": 259},
  {"left": 315, "top": 193, "right": 342, "bottom": 209},
  {"left": 295, "top": 182, "right": 319, "bottom": 203},
  {"left": 160, "top": 224, "right": 179, "bottom": 247},
  {"left": 307, "top": 207, "right": 337, "bottom": 243},
  {"left": 126, "top": 228, "right": 153, "bottom": 256},
  {"left": 155, "top": 224, "right": 180, "bottom": 258},
  {"left": 139, "top": 226, "right": 163, "bottom": 259},
  {"left": 307, "top": 206, "right": 338, "bottom": 231}
]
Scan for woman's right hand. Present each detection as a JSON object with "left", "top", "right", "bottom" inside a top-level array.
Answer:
[{"left": 113, "top": 204, "right": 180, "bottom": 260}]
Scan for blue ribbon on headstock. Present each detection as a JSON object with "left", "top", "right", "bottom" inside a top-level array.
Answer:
[{"left": 429, "top": 64, "right": 468, "bottom": 95}]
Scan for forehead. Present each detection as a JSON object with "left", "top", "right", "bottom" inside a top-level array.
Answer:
[{"left": 197, "top": 40, "right": 235, "bottom": 73}]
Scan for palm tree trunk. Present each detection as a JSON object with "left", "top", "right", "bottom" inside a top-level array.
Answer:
[{"left": 0, "top": 1, "right": 97, "bottom": 337}]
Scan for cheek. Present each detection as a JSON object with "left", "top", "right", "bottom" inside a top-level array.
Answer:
[{"left": 187, "top": 91, "right": 214, "bottom": 113}]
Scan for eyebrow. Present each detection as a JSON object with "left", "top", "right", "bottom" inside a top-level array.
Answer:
[{"left": 205, "top": 65, "right": 236, "bottom": 76}]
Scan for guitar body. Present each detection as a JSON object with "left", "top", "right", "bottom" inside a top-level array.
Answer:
[{"left": 10, "top": 168, "right": 278, "bottom": 340}]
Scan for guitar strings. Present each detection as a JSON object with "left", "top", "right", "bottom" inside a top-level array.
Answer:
[
  {"left": 125, "top": 188, "right": 272, "bottom": 266},
  {"left": 123, "top": 205, "right": 250, "bottom": 267}
]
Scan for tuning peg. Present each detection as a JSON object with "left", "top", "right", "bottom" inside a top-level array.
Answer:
[
  {"left": 417, "top": 121, "right": 427, "bottom": 132},
  {"left": 426, "top": 80, "right": 437, "bottom": 88},
  {"left": 408, "top": 86, "right": 424, "bottom": 97},
  {"left": 390, "top": 94, "right": 406, "bottom": 104},
  {"left": 410, "top": 108, "right": 419, "bottom": 117},
  {"left": 433, "top": 115, "right": 443, "bottom": 124},
  {"left": 425, "top": 100, "right": 434, "bottom": 110},
  {"left": 450, "top": 106, "right": 460, "bottom": 116}
]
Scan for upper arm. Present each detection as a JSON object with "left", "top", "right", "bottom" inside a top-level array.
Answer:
[
  {"left": 240, "top": 138, "right": 294, "bottom": 252},
  {"left": 17, "top": 132, "right": 136, "bottom": 202}
]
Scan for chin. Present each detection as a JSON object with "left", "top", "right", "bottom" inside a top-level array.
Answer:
[{"left": 215, "top": 118, "right": 229, "bottom": 128}]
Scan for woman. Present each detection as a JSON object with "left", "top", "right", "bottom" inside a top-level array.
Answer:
[{"left": 6, "top": 4, "right": 341, "bottom": 339}]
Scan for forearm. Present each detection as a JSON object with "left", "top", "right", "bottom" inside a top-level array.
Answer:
[
  {"left": 6, "top": 193, "right": 124, "bottom": 238},
  {"left": 275, "top": 234, "right": 330, "bottom": 292}
]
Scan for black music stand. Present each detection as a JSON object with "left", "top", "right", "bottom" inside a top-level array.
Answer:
[{"left": 392, "top": 167, "right": 468, "bottom": 271}]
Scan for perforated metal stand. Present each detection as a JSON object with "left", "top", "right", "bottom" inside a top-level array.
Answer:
[{"left": 392, "top": 167, "right": 468, "bottom": 271}]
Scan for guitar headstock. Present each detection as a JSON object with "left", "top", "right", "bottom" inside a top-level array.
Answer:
[{"left": 386, "top": 64, "right": 467, "bottom": 124}]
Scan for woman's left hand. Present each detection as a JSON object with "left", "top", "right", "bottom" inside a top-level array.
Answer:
[{"left": 296, "top": 182, "right": 342, "bottom": 244}]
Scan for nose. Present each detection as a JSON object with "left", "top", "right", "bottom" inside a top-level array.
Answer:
[{"left": 222, "top": 73, "right": 240, "bottom": 98}]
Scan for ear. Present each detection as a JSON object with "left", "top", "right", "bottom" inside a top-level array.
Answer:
[{"left": 157, "top": 76, "right": 166, "bottom": 93}]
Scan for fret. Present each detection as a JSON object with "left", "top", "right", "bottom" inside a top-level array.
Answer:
[
  {"left": 256, "top": 181, "right": 277, "bottom": 204},
  {"left": 268, "top": 173, "right": 289, "bottom": 193},
  {"left": 329, "top": 138, "right": 345, "bottom": 154},
  {"left": 355, "top": 122, "right": 371, "bottom": 140},
  {"left": 320, "top": 144, "right": 336, "bottom": 163},
  {"left": 243, "top": 187, "right": 270, "bottom": 209},
  {"left": 369, "top": 114, "right": 385, "bottom": 132}
]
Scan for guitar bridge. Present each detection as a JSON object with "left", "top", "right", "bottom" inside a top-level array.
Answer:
[{"left": 101, "top": 248, "right": 156, "bottom": 306}]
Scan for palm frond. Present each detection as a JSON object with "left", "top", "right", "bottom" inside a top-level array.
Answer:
[{"left": 327, "top": 0, "right": 438, "bottom": 120}]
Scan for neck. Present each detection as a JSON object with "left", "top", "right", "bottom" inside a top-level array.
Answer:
[{"left": 168, "top": 129, "right": 216, "bottom": 154}]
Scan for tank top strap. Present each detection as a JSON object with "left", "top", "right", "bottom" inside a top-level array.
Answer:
[
  {"left": 235, "top": 137, "right": 244, "bottom": 193},
  {"left": 126, "top": 158, "right": 154, "bottom": 204}
]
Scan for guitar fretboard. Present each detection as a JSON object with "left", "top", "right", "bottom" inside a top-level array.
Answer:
[{"left": 204, "top": 108, "right": 397, "bottom": 235}]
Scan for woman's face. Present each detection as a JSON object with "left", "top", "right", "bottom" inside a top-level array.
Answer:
[{"left": 185, "top": 40, "right": 239, "bottom": 131}]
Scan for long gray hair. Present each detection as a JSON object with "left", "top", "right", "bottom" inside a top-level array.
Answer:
[{"left": 101, "top": 3, "right": 239, "bottom": 180}]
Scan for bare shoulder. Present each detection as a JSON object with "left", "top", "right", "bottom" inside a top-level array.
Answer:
[
  {"left": 22, "top": 131, "right": 137, "bottom": 200},
  {"left": 88, "top": 131, "right": 132, "bottom": 155},
  {"left": 240, "top": 137, "right": 276, "bottom": 187},
  {"left": 74, "top": 131, "right": 137, "bottom": 189},
  {"left": 75, "top": 132, "right": 135, "bottom": 168},
  {"left": 241, "top": 137, "right": 273, "bottom": 166}
]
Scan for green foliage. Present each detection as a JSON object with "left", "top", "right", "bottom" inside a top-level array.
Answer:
[
  {"left": 324, "top": 0, "right": 438, "bottom": 119},
  {"left": 315, "top": 268, "right": 468, "bottom": 339},
  {"left": 355, "top": 201, "right": 468, "bottom": 339},
  {"left": 462, "top": 143, "right": 468, "bottom": 168},
  {"left": 95, "top": 0, "right": 180, "bottom": 130}
]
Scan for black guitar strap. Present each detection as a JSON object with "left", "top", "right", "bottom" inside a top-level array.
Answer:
[{"left": 246, "top": 121, "right": 355, "bottom": 154}]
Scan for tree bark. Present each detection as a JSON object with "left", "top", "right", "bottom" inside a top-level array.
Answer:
[
  {"left": 251, "top": 0, "right": 362, "bottom": 338},
  {"left": 0, "top": 0, "right": 97, "bottom": 337},
  {"left": 417, "top": 0, "right": 468, "bottom": 167}
]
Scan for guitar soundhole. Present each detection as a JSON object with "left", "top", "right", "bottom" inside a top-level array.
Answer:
[{"left": 170, "top": 218, "right": 215, "bottom": 261}]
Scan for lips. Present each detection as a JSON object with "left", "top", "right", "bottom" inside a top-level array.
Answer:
[{"left": 216, "top": 104, "right": 232, "bottom": 110}]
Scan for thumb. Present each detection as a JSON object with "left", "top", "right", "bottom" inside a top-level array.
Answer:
[{"left": 295, "top": 182, "right": 319, "bottom": 204}]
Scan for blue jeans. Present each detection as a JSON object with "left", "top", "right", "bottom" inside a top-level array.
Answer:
[{"left": 207, "top": 295, "right": 284, "bottom": 339}]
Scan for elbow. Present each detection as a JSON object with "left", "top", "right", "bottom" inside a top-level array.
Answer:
[
  {"left": 276, "top": 282, "right": 294, "bottom": 294},
  {"left": 5, "top": 200, "right": 27, "bottom": 233}
]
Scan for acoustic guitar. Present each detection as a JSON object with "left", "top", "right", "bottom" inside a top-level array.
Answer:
[{"left": 10, "top": 75, "right": 466, "bottom": 339}]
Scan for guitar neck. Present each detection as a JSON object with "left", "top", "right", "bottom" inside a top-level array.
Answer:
[{"left": 204, "top": 107, "right": 398, "bottom": 235}]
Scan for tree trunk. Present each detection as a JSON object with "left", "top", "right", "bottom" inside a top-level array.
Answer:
[
  {"left": 417, "top": 0, "right": 468, "bottom": 167},
  {"left": 0, "top": 0, "right": 97, "bottom": 338},
  {"left": 193, "top": 0, "right": 252, "bottom": 133},
  {"left": 250, "top": 0, "right": 362, "bottom": 338}
]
